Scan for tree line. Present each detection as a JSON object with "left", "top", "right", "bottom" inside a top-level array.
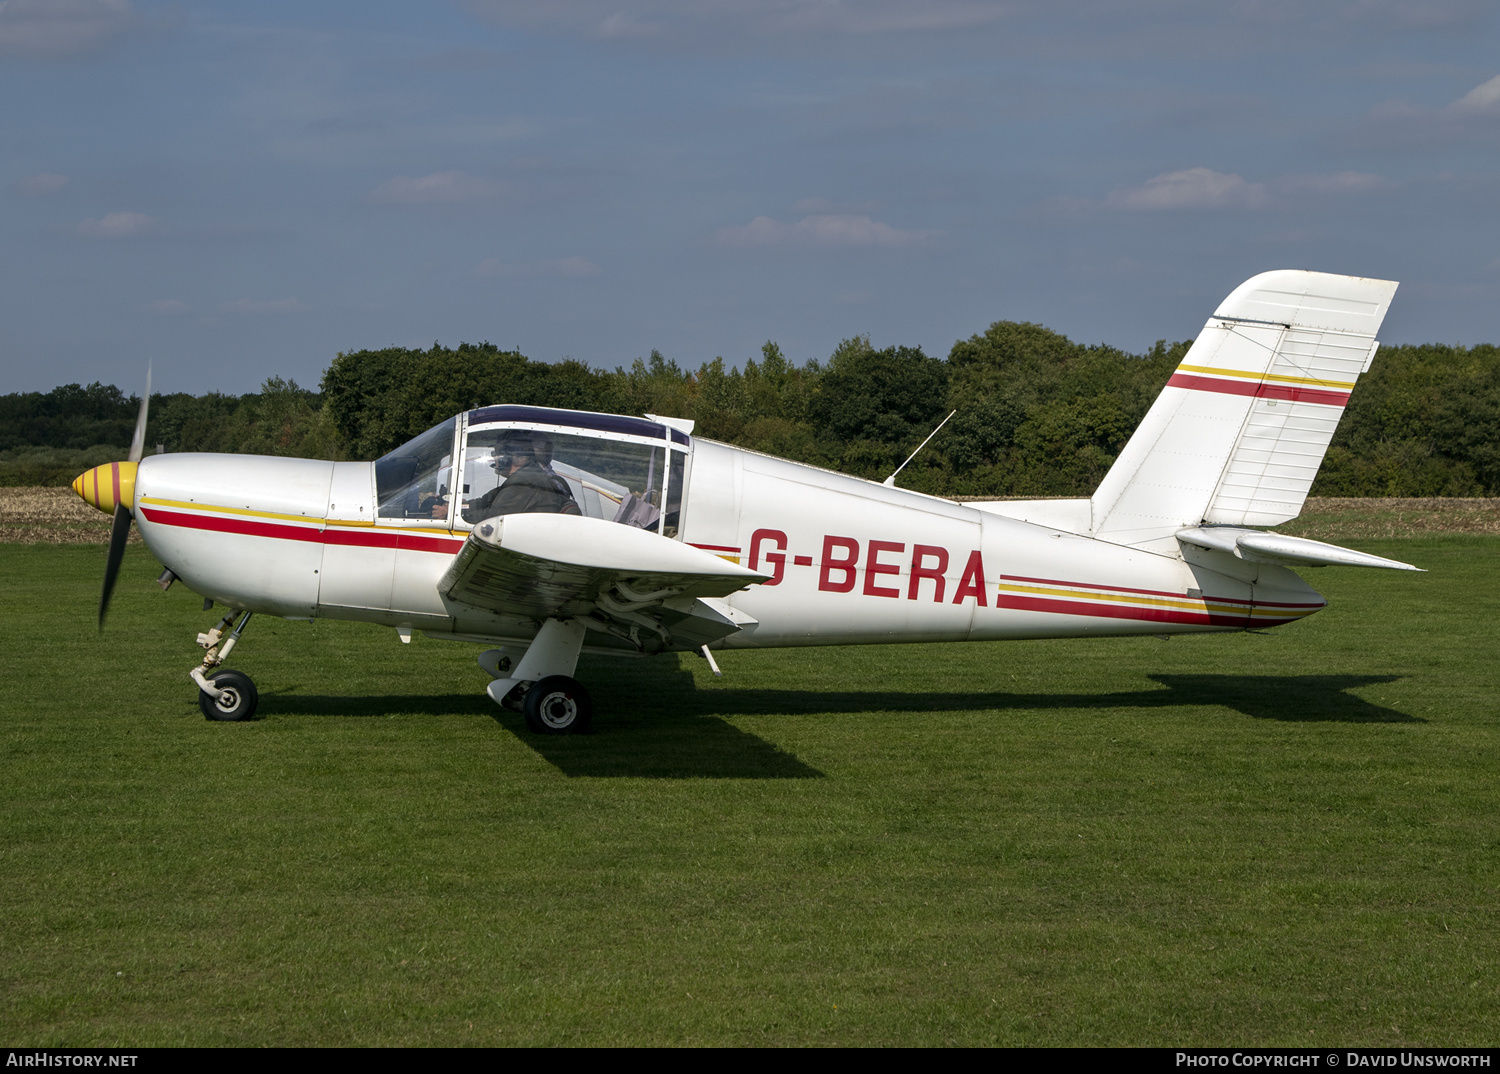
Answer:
[{"left": 4, "top": 324, "right": 1497, "bottom": 497}]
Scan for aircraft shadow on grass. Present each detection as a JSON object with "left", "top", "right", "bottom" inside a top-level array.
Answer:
[
  {"left": 259, "top": 671, "right": 1414, "bottom": 780},
  {"left": 256, "top": 680, "right": 823, "bottom": 780},
  {"left": 684, "top": 673, "right": 1418, "bottom": 726}
]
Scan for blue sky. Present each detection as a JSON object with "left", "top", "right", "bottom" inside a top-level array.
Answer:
[{"left": 2, "top": 0, "right": 1497, "bottom": 394}]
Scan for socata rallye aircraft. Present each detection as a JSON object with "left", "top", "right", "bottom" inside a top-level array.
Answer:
[{"left": 73, "top": 270, "right": 1420, "bottom": 733}]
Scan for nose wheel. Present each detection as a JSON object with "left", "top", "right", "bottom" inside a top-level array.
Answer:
[
  {"left": 189, "top": 610, "right": 259, "bottom": 721},
  {"left": 198, "top": 668, "right": 259, "bottom": 722}
]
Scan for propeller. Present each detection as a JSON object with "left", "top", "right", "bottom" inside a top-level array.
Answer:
[{"left": 97, "top": 366, "right": 150, "bottom": 629}]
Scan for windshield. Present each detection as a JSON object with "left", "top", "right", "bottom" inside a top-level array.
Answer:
[
  {"left": 460, "top": 426, "right": 683, "bottom": 536},
  {"left": 374, "top": 418, "right": 455, "bottom": 520}
]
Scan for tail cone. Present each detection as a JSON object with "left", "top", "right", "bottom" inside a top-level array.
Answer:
[{"left": 72, "top": 461, "right": 138, "bottom": 515}]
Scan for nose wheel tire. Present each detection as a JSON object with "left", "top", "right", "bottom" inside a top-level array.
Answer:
[
  {"left": 523, "top": 675, "right": 592, "bottom": 735},
  {"left": 198, "top": 669, "right": 259, "bottom": 722}
]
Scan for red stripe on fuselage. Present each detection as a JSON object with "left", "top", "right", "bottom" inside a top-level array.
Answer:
[
  {"left": 322, "top": 525, "right": 400, "bottom": 549},
  {"left": 320, "top": 527, "right": 462, "bottom": 553},
  {"left": 396, "top": 531, "right": 467, "bottom": 553},
  {"left": 1167, "top": 373, "right": 1351, "bottom": 407},
  {"left": 999, "top": 573, "right": 1322, "bottom": 610},
  {"left": 139, "top": 507, "right": 466, "bottom": 553},
  {"left": 142, "top": 507, "right": 322, "bottom": 543},
  {"left": 1211, "top": 595, "right": 1323, "bottom": 609},
  {"left": 993, "top": 591, "right": 1298, "bottom": 628}
]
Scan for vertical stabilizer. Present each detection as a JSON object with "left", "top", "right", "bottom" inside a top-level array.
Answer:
[{"left": 1090, "top": 270, "right": 1397, "bottom": 549}]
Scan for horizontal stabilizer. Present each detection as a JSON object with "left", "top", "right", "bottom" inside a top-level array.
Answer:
[{"left": 1177, "top": 527, "right": 1423, "bottom": 571}]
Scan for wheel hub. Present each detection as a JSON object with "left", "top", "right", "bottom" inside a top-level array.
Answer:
[{"left": 540, "top": 692, "right": 577, "bottom": 728}]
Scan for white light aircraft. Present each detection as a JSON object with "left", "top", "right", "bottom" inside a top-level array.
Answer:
[{"left": 74, "top": 270, "right": 1420, "bottom": 733}]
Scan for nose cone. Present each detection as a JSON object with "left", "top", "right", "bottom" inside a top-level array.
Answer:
[{"left": 72, "top": 461, "right": 138, "bottom": 515}]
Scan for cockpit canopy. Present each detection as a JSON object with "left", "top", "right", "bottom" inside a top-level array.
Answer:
[{"left": 374, "top": 406, "right": 690, "bottom": 538}]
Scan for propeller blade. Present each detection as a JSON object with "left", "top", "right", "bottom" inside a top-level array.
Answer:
[
  {"left": 101, "top": 365, "right": 150, "bottom": 628},
  {"left": 128, "top": 363, "right": 151, "bottom": 463},
  {"left": 99, "top": 502, "right": 133, "bottom": 629}
]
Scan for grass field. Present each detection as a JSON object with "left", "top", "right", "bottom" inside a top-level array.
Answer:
[{"left": 2, "top": 534, "right": 1497, "bottom": 1046}]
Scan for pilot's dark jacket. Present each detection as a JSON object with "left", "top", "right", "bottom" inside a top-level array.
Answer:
[{"left": 464, "top": 461, "right": 579, "bottom": 523}]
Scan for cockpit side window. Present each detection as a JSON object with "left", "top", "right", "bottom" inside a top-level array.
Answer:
[
  {"left": 664, "top": 448, "right": 684, "bottom": 536},
  {"left": 460, "top": 426, "right": 680, "bottom": 535},
  {"left": 374, "top": 418, "right": 456, "bottom": 520}
]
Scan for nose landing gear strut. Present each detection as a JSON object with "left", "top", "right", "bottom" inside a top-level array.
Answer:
[{"left": 190, "top": 610, "right": 258, "bottom": 721}]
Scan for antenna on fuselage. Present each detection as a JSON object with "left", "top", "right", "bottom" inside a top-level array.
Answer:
[{"left": 882, "top": 409, "right": 956, "bottom": 488}]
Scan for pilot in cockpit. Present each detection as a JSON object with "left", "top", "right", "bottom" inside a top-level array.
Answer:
[{"left": 462, "top": 430, "right": 580, "bottom": 524}]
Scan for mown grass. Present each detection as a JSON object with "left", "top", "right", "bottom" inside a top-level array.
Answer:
[
  {"left": 1, "top": 539, "right": 1497, "bottom": 1046},
  {"left": 1284, "top": 498, "right": 1500, "bottom": 540}
]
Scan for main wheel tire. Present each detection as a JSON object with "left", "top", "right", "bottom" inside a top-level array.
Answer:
[
  {"left": 198, "top": 668, "right": 259, "bottom": 722},
  {"left": 523, "top": 675, "right": 593, "bottom": 735}
]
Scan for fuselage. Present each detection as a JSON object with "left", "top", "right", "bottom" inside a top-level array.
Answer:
[{"left": 126, "top": 410, "right": 1326, "bottom": 655}]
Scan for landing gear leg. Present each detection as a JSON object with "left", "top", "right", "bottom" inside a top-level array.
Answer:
[
  {"left": 191, "top": 610, "right": 259, "bottom": 721},
  {"left": 485, "top": 619, "right": 592, "bottom": 734}
]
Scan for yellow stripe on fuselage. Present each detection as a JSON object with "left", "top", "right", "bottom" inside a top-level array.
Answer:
[
  {"left": 1175, "top": 364, "right": 1356, "bottom": 390},
  {"left": 138, "top": 496, "right": 451, "bottom": 539},
  {"left": 998, "top": 581, "right": 1218, "bottom": 614},
  {"left": 995, "top": 581, "right": 1316, "bottom": 620}
]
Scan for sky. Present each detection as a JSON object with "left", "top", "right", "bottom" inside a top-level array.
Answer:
[{"left": 2, "top": 0, "right": 1498, "bottom": 395}]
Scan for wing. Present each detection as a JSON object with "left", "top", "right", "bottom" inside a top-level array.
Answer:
[{"left": 437, "top": 513, "right": 770, "bottom": 650}]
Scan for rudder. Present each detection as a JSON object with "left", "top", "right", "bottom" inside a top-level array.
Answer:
[{"left": 1090, "top": 270, "right": 1397, "bottom": 549}]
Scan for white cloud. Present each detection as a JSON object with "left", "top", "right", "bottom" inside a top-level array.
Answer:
[
  {"left": 1042, "top": 168, "right": 1389, "bottom": 217},
  {"left": 0, "top": 0, "right": 135, "bottom": 59},
  {"left": 791, "top": 196, "right": 880, "bottom": 215},
  {"left": 715, "top": 213, "right": 936, "bottom": 248},
  {"left": 1357, "top": 74, "right": 1500, "bottom": 147},
  {"left": 220, "top": 297, "right": 307, "bottom": 314},
  {"left": 462, "top": 1, "right": 1006, "bottom": 42},
  {"left": 1106, "top": 167, "right": 1268, "bottom": 210},
  {"left": 1450, "top": 74, "right": 1500, "bottom": 114},
  {"left": 716, "top": 216, "right": 789, "bottom": 246},
  {"left": 458, "top": 2, "right": 1494, "bottom": 65},
  {"left": 476, "top": 256, "right": 600, "bottom": 278},
  {"left": 595, "top": 11, "right": 655, "bottom": 39},
  {"left": 74, "top": 211, "right": 157, "bottom": 238},
  {"left": 369, "top": 170, "right": 503, "bottom": 204},
  {"left": 772, "top": 1, "right": 1005, "bottom": 34},
  {"left": 1277, "top": 171, "right": 1390, "bottom": 194},
  {"left": 15, "top": 172, "right": 68, "bottom": 195},
  {"left": 145, "top": 299, "right": 188, "bottom": 315}
]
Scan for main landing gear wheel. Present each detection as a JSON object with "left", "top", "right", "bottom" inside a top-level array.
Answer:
[
  {"left": 198, "top": 669, "right": 259, "bottom": 722},
  {"left": 523, "top": 675, "right": 593, "bottom": 735}
]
